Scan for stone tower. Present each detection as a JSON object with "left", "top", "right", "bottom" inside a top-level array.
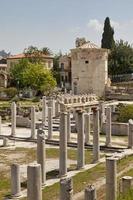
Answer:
[{"left": 71, "top": 39, "right": 109, "bottom": 97}]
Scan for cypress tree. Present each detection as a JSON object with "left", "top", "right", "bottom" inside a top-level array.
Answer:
[{"left": 101, "top": 17, "right": 115, "bottom": 49}]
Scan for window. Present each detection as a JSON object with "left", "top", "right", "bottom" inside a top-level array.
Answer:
[
  {"left": 65, "top": 76, "right": 68, "bottom": 82},
  {"left": 85, "top": 60, "right": 89, "bottom": 64},
  {"left": 61, "top": 76, "right": 64, "bottom": 82},
  {"left": 61, "top": 63, "right": 64, "bottom": 71}
]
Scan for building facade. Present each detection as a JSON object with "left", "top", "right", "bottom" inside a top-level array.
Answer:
[
  {"left": 59, "top": 38, "right": 109, "bottom": 97},
  {"left": 59, "top": 55, "right": 71, "bottom": 89},
  {"left": 0, "top": 58, "right": 8, "bottom": 87},
  {"left": 7, "top": 53, "right": 53, "bottom": 71}
]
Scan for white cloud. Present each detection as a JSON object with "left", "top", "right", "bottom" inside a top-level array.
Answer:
[
  {"left": 110, "top": 20, "right": 120, "bottom": 29},
  {"left": 87, "top": 19, "right": 103, "bottom": 32},
  {"left": 87, "top": 19, "right": 120, "bottom": 33}
]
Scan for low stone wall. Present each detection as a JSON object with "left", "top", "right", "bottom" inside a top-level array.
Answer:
[
  {"left": 102, "top": 122, "right": 128, "bottom": 136},
  {"left": 16, "top": 116, "right": 31, "bottom": 128}
]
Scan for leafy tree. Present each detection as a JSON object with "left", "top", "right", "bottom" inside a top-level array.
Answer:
[
  {"left": 117, "top": 105, "right": 133, "bottom": 123},
  {"left": 23, "top": 63, "right": 56, "bottom": 94},
  {"left": 52, "top": 52, "right": 62, "bottom": 85},
  {"left": 101, "top": 17, "right": 115, "bottom": 49},
  {"left": 109, "top": 40, "right": 133, "bottom": 76},
  {"left": 10, "top": 59, "right": 28, "bottom": 88},
  {"left": 10, "top": 59, "right": 56, "bottom": 94},
  {"left": 24, "top": 46, "right": 52, "bottom": 64},
  {"left": 41, "top": 47, "right": 52, "bottom": 55},
  {"left": 0, "top": 50, "right": 10, "bottom": 58}
]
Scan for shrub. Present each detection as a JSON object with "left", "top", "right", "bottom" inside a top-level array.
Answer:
[
  {"left": 32, "top": 97, "right": 40, "bottom": 102},
  {"left": 117, "top": 105, "right": 133, "bottom": 123},
  {"left": 4, "top": 87, "right": 18, "bottom": 98}
]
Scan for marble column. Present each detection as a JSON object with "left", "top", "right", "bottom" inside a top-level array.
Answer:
[
  {"left": 77, "top": 110, "right": 85, "bottom": 169},
  {"left": 31, "top": 106, "right": 36, "bottom": 139},
  {"left": 106, "top": 107, "right": 112, "bottom": 147},
  {"left": 84, "top": 113, "right": 91, "bottom": 144},
  {"left": 67, "top": 111, "right": 71, "bottom": 142},
  {"left": 121, "top": 176, "right": 133, "bottom": 194},
  {"left": 59, "top": 112, "right": 67, "bottom": 177},
  {"left": 85, "top": 185, "right": 97, "bottom": 200},
  {"left": 27, "top": 164, "right": 42, "bottom": 200},
  {"left": 37, "top": 129, "right": 46, "bottom": 185},
  {"left": 99, "top": 102, "right": 105, "bottom": 128},
  {"left": 0, "top": 116, "right": 2, "bottom": 135},
  {"left": 11, "top": 102, "right": 16, "bottom": 137},
  {"left": 48, "top": 107, "right": 53, "bottom": 140},
  {"left": 11, "top": 164, "right": 21, "bottom": 197},
  {"left": 128, "top": 119, "right": 133, "bottom": 148},
  {"left": 92, "top": 107, "right": 100, "bottom": 163},
  {"left": 60, "top": 177, "right": 73, "bottom": 200},
  {"left": 42, "top": 96, "right": 47, "bottom": 125},
  {"left": 55, "top": 100, "right": 60, "bottom": 117},
  {"left": 106, "top": 157, "right": 117, "bottom": 200},
  {"left": 48, "top": 97, "right": 55, "bottom": 117},
  {"left": 3, "top": 137, "right": 9, "bottom": 146}
]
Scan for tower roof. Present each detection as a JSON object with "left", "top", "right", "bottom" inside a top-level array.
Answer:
[{"left": 78, "top": 41, "right": 99, "bottom": 49}]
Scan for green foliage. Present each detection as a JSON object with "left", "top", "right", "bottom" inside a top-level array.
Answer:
[
  {"left": 101, "top": 17, "right": 115, "bottom": 49},
  {"left": 117, "top": 105, "right": 133, "bottom": 123},
  {"left": 10, "top": 59, "right": 56, "bottom": 94},
  {"left": 24, "top": 46, "right": 52, "bottom": 64},
  {"left": 10, "top": 59, "right": 29, "bottom": 88},
  {"left": 117, "top": 189, "right": 133, "bottom": 200},
  {"left": 109, "top": 40, "right": 133, "bottom": 76},
  {"left": 52, "top": 52, "right": 62, "bottom": 84},
  {"left": 4, "top": 87, "right": 18, "bottom": 98},
  {"left": 32, "top": 97, "right": 40, "bottom": 102}
]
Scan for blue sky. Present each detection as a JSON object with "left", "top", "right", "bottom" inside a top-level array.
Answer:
[{"left": 1, "top": 0, "right": 133, "bottom": 54}]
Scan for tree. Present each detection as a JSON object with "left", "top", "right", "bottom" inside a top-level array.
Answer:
[
  {"left": 24, "top": 46, "right": 52, "bottom": 64},
  {"left": 101, "top": 17, "right": 115, "bottom": 49},
  {"left": 0, "top": 50, "right": 10, "bottom": 58},
  {"left": 10, "top": 59, "right": 56, "bottom": 94},
  {"left": 109, "top": 40, "right": 133, "bottom": 77},
  {"left": 52, "top": 52, "right": 62, "bottom": 85}
]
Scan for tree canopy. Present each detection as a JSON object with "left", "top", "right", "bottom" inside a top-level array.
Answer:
[
  {"left": 10, "top": 59, "right": 56, "bottom": 95},
  {"left": 23, "top": 46, "right": 52, "bottom": 64},
  {"left": 109, "top": 40, "right": 133, "bottom": 76},
  {"left": 101, "top": 17, "right": 115, "bottom": 49},
  {"left": 52, "top": 52, "right": 62, "bottom": 85}
]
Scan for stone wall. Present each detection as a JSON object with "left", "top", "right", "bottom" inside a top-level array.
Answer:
[
  {"left": 102, "top": 122, "right": 129, "bottom": 136},
  {"left": 71, "top": 48, "right": 108, "bottom": 97}
]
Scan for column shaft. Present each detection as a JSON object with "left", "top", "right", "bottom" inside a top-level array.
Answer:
[
  {"left": 37, "top": 130, "right": 46, "bottom": 185},
  {"left": 48, "top": 107, "right": 53, "bottom": 140},
  {"left": 59, "top": 112, "right": 67, "bottom": 177},
  {"left": 92, "top": 108, "right": 100, "bottom": 163},
  {"left": 67, "top": 111, "right": 71, "bottom": 142},
  {"left": 128, "top": 119, "right": 133, "bottom": 148},
  {"left": 42, "top": 96, "right": 47, "bottom": 125},
  {"left": 27, "top": 164, "right": 42, "bottom": 200},
  {"left": 121, "top": 176, "right": 133, "bottom": 194},
  {"left": 106, "top": 158, "right": 117, "bottom": 200},
  {"left": 77, "top": 110, "right": 85, "bottom": 169},
  {"left": 11, "top": 102, "right": 16, "bottom": 137},
  {"left": 85, "top": 185, "right": 97, "bottom": 200},
  {"left": 85, "top": 114, "right": 91, "bottom": 144},
  {"left": 60, "top": 177, "right": 73, "bottom": 200},
  {"left": 31, "top": 106, "right": 36, "bottom": 139},
  {"left": 106, "top": 107, "right": 112, "bottom": 147},
  {"left": 11, "top": 164, "right": 21, "bottom": 197}
]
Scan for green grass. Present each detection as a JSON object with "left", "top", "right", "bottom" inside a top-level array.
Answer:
[
  {"left": 0, "top": 172, "right": 10, "bottom": 199},
  {"left": 1, "top": 148, "right": 133, "bottom": 200},
  {"left": 117, "top": 168, "right": 133, "bottom": 200}
]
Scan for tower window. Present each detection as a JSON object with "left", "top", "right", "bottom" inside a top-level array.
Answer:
[{"left": 85, "top": 60, "right": 89, "bottom": 64}]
